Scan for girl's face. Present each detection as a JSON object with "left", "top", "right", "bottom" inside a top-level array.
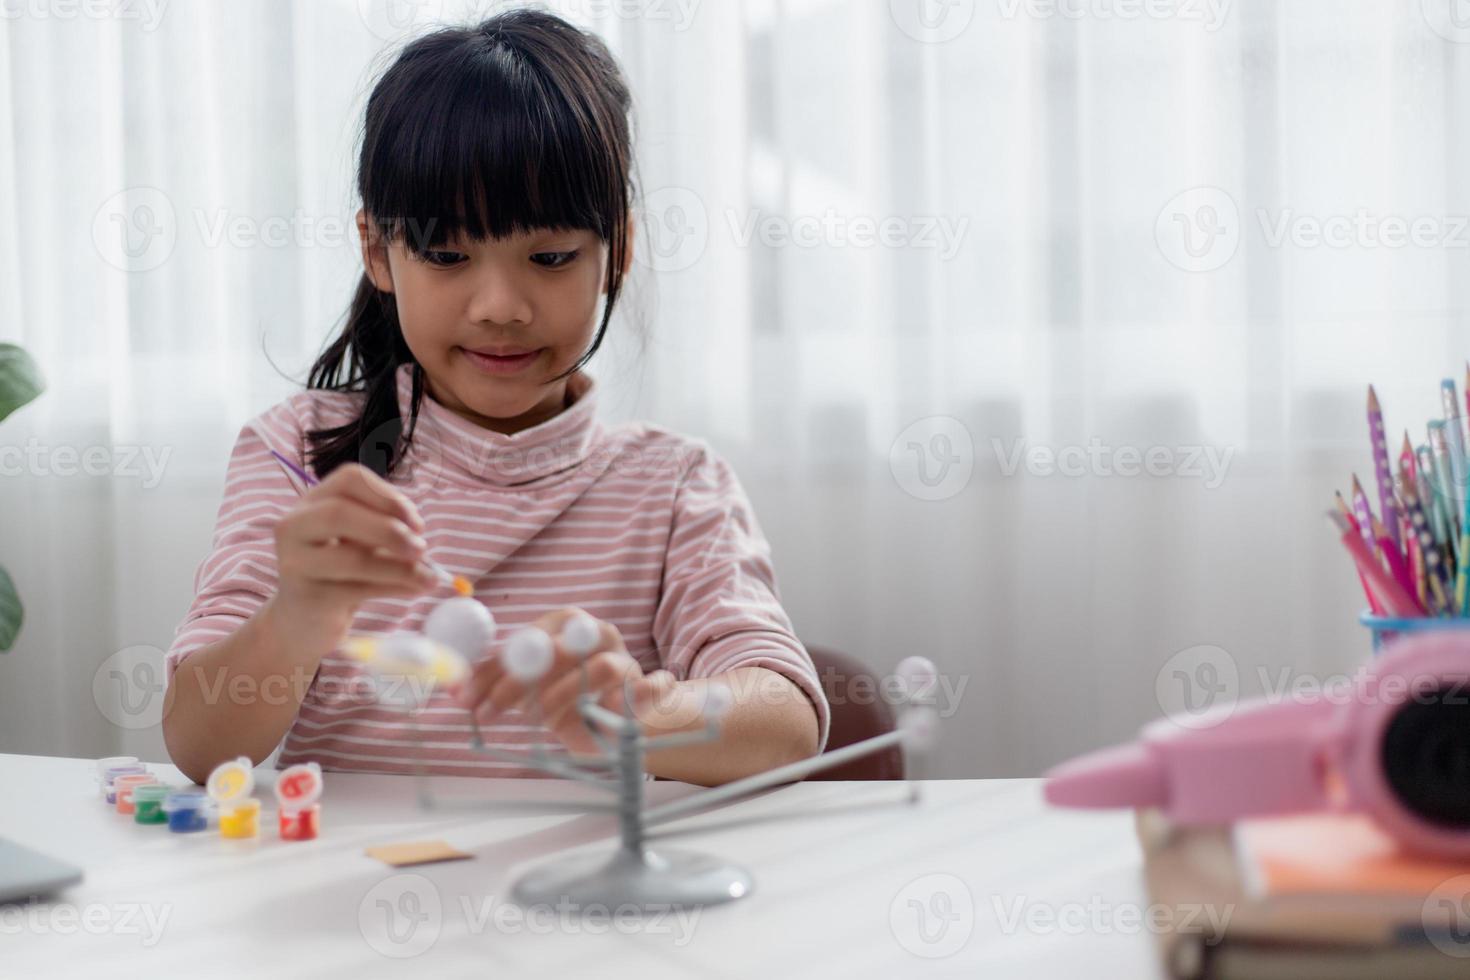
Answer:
[{"left": 357, "top": 212, "right": 629, "bottom": 435}]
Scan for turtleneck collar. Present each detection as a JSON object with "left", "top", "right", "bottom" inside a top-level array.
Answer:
[{"left": 392, "top": 361, "right": 601, "bottom": 490}]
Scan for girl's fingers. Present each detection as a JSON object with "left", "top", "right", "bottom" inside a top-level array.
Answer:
[
  {"left": 540, "top": 651, "right": 644, "bottom": 734},
  {"left": 304, "top": 541, "right": 438, "bottom": 589},
  {"left": 453, "top": 658, "right": 505, "bottom": 712},
  {"left": 289, "top": 498, "right": 426, "bottom": 560},
  {"left": 462, "top": 609, "right": 628, "bottom": 721},
  {"left": 315, "top": 463, "right": 425, "bottom": 532}
]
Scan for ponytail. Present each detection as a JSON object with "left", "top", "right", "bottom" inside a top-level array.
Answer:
[{"left": 303, "top": 275, "right": 423, "bottom": 479}]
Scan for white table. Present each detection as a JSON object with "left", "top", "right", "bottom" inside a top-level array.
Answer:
[{"left": 0, "top": 753, "right": 1160, "bottom": 979}]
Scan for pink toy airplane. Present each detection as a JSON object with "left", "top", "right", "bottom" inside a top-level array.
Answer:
[{"left": 1044, "top": 631, "right": 1470, "bottom": 858}]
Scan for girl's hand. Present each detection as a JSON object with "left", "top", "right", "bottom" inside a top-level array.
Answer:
[
  {"left": 268, "top": 463, "right": 435, "bottom": 653},
  {"left": 451, "top": 606, "right": 680, "bottom": 756}
]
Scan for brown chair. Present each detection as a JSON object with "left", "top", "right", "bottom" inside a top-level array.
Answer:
[{"left": 803, "top": 644, "right": 904, "bottom": 780}]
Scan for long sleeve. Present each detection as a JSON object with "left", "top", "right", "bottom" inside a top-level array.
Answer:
[{"left": 652, "top": 444, "right": 830, "bottom": 753}]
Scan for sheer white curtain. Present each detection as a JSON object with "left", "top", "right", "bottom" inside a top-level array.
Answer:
[{"left": 2, "top": 0, "right": 1466, "bottom": 777}]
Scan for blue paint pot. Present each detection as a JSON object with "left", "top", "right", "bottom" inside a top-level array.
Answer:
[{"left": 162, "top": 790, "right": 210, "bottom": 833}]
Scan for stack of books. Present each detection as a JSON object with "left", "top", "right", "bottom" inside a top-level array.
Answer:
[{"left": 1136, "top": 808, "right": 1470, "bottom": 979}]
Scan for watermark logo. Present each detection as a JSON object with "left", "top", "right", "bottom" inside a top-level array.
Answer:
[
  {"left": 889, "top": 0, "right": 976, "bottom": 43},
  {"left": 1154, "top": 644, "right": 1238, "bottom": 730},
  {"left": 0, "top": 901, "right": 172, "bottom": 945},
  {"left": 1422, "top": 0, "right": 1470, "bottom": 44},
  {"left": 93, "top": 187, "right": 176, "bottom": 273},
  {"left": 359, "top": 873, "right": 442, "bottom": 958},
  {"left": 890, "top": 872, "right": 975, "bottom": 958},
  {"left": 355, "top": 0, "right": 444, "bottom": 41},
  {"left": 994, "top": 0, "right": 1230, "bottom": 31},
  {"left": 1424, "top": 874, "right": 1470, "bottom": 958},
  {"left": 1156, "top": 187, "right": 1240, "bottom": 273},
  {"left": 992, "top": 894, "right": 1232, "bottom": 940},
  {"left": 0, "top": 0, "right": 169, "bottom": 31},
  {"left": 890, "top": 416, "right": 974, "bottom": 501},
  {"left": 93, "top": 645, "right": 171, "bottom": 731},
  {"left": 992, "top": 437, "right": 1233, "bottom": 488},
  {"left": 635, "top": 186, "right": 709, "bottom": 273}
]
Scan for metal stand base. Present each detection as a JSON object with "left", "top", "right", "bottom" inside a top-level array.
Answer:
[{"left": 510, "top": 846, "right": 753, "bottom": 911}]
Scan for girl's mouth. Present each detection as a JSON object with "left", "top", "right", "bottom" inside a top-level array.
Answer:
[{"left": 459, "top": 346, "right": 545, "bottom": 375}]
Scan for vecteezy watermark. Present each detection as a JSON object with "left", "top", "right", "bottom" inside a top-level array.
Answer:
[
  {"left": 93, "top": 645, "right": 171, "bottom": 732},
  {"left": 1158, "top": 186, "right": 1470, "bottom": 272},
  {"left": 992, "top": 437, "right": 1234, "bottom": 489},
  {"left": 726, "top": 210, "right": 970, "bottom": 262},
  {"left": 1421, "top": 0, "right": 1470, "bottom": 45},
  {"left": 634, "top": 186, "right": 709, "bottom": 273},
  {"left": 635, "top": 187, "right": 972, "bottom": 274},
  {"left": 354, "top": 0, "right": 444, "bottom": 41},
  {"left": 0, "top": 440, "right": 171, "bottom": 488},
  {"left": 818, "top": 665, "right": 969, "bottom": 719},
  {"left": 0, "top": 901, "right": 172, "bottom": 946},
  {"left": 1153, "top": 646, "right": 1470, "bottom": 732},
  {"left": 1156, "top": 187, "right": 1241, "bottom": 273},
  {"left": 95, "top": 649, "right": 453, "bottom": 731},
  {"left": 991, "top": 894, "right": 1233, "bottom": 942},
  {"left": 888, "top": 0, "right": 976, "bottom": 44},
  {"left": 1424, "top": 874, "right": 1470, "bottom": 958},
  {"left": 93, "top": 187, "right": 177, "bottom": 273},
  {"left": 360, "top": 874, "right": 442, "bottom": 959},
  {"left": 557, "top": 0, "right": 702, "bottom": 31},
  {"left": 890, "top": 416, "right": 975, "bottom": 502},
  {"left": 1154, "top": 644, "right": 1240, "bottom": 730},
  {"left": 1254, "top": 209, "right": 1470, "bottom": 251},
  {"left": 0, "top": 0, "right": 168, "bottom": 30},
  {"left": 890, "top": 873, "right": 976, "bottom": 958},
  {"left": 994, "top": 0, "right": 1230, "bottom": 30},
  {"left": 357, "top": 874, "right": 702, "bottom": 958}
]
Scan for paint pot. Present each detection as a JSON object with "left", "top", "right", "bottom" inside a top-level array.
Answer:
[
  {"left": 161, "top": 790, "right": 211, "bottom": 833},
  {"left": 274, "top": 762, "right": 323, "bottom": 842},
  {"left": 132, "top": 784, "right": 170, "bottom": 825},
  {"left": 206, "top": 756, "right": 259, "bottom": 840},
  {"left": 101, "top": 763, "right": 148, "bottom": 803},
  {"left": 218, "top": 799, "right": 261, "bottom": 840},
  {"left": 114, "top": 773, "right": 158, "bottom": 815},
  {"left": 95, "top": 756, "right": 138, "bottom": 777}
]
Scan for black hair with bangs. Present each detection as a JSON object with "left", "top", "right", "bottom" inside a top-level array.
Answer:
[{"left": 305, "top": 8, "right": 635, "bottom": 478}]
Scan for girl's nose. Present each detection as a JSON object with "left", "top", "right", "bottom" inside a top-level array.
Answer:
[{"left": 465, "top": 268, "right": 533, "bottom": 326}]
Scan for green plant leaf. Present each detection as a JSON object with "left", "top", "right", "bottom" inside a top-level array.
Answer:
[
  {"left": 0, "top": 564, "right": 21, "bottom": 652},
  {"left": 0, "top": 343, "right": 44, "bottom": 424}
]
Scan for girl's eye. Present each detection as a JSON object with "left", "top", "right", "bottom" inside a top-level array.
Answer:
[
  {"left": 421, "top": 250, "right": 467, "bottom": 267},
  {"left": 531, "top": 250, "right": 580, "bottom": 269}
]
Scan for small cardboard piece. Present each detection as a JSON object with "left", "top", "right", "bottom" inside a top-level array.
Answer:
[{"left": 364, "top": 839, "right": 474, "bottom": 868}]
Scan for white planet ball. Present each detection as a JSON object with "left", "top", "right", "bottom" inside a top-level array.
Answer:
[
  {"left": 423, "top": 597, "right": 497, "bottom": 661},
  {"left": 502, "top": 628, "right": 554, "bottom": 682},
  {"left": 894, "top": 656, "right": 938, "bottom": 704},
  {"left": 559, "top": 613, "right": 601, "bottom": 658},
  {"left": 380, "top": 630, "right": 434, "bottom": 667}
]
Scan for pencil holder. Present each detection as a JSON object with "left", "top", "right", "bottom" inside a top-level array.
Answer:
[{"left": 1359, "top": 610, "right": 1470, "bottom": 653}]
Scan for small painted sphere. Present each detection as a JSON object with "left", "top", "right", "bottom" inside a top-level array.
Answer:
[
  {"left": 503, "top": 628, "right": 555, "bottom": 682},
  {"left": 424, "top": 597, "right": 497, "bottom": 660},
  {"left": 894, "top": 656, "right": 938, "bottom": 703},
  {"left": 559, "top": 613, "right": 601, "bottom": 658}
]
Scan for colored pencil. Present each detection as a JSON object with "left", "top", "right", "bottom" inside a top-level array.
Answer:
[
  {"left": 1327, "top": 511, "right": 1423, "bottom": 617},
  {"left": 1371, "top": 515, "right": 1423, "bottom": 615},
  {"left": 1398, "top": 472, "right": 1450, "bottom": 615},
  {"left": 1366, "top": 386, "right": 1401, "bottom": 554},
  {"left": 1335, "top": 491, "right": 1384, "bottom": 616}
]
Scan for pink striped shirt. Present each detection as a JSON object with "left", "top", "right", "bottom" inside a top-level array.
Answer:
[{"left": 166, "top": 363, "right": 829, "bottom": 776}]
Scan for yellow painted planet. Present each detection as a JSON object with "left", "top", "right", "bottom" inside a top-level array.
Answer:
[{"left": 341, "top": 632, "right": 471, "bottom": 685}]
